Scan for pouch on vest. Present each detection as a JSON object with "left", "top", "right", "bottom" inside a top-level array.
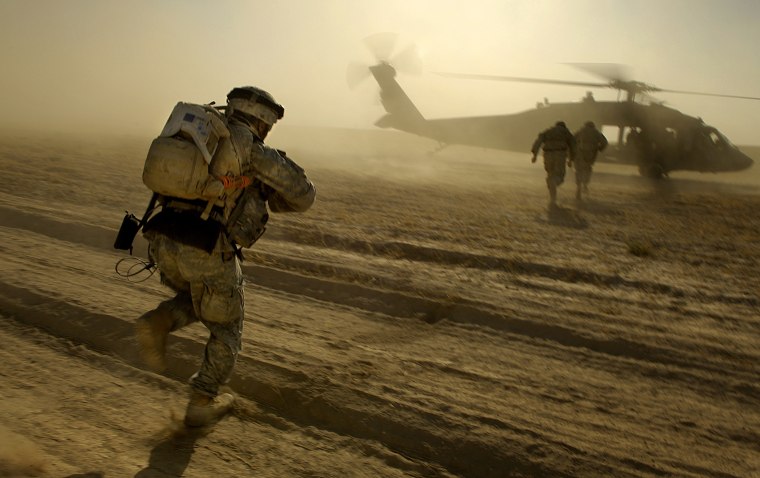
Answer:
[
  {"left": 143, "top": 209, "right": 223, "bottom": 254},
  {"left": 226, "top": 182, "right": 270, "bottom": 248},
  {"left": 114, "top": 193, "right": 158, "bottom": 254},
  {"left": 142, "top": 103, "right": 230, "bottom": 202},
  {"left": 114, "top": 212, "right": 141, "bottom": 252}
]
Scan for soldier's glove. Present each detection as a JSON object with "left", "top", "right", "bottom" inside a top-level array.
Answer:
[
  {"left": 531, "top": 155, "right": 537, "bottom": 163},
  {"left": 219, "top": 175, "right": 253, "bottom": 189},
  {"left": 567, "top": 160, "right": 574, "bottom": 168}
]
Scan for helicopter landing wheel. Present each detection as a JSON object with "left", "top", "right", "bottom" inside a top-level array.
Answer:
[{"left": 638, "top": 162, "right": 665, "bottom": 179}]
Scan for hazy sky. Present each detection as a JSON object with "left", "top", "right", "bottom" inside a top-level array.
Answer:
[{"left": 1, "top": 0, "right": 759, "bottom": 144}]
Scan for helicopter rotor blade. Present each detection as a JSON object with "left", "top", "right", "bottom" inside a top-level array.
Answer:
[
  {"left": 391, "top": 44, "right": 424, "bottom": 75},
  {"left": 346, "top": 61, "right": 372, "bottom": 89},
  {"left": 436, "top": 63, "right": 760, "bottom": 106},
  {"left": 567, "top": 63, "right": 760, "bottom": 101},
  {"left": 656, "top": 88, "right": 760, "bottom": 101},
  {"left": 350, "top": 34, "right": 423, "bottom": 90},
  {"left": 363, "top": 32, "right": 398, "bottom": 63},
  {"left": 436, "top": 72, "right": 608, "bottom": 89},
  {"left": 639, "top": 92, "right": 664, "bottom": 105},
  {"left": 564, "top": 62, "right": 632, "bottom": 83}
]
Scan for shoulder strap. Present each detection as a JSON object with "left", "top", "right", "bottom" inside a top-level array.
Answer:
[{"left": 228, "top": 122, "right": 254, "bottom": 167}]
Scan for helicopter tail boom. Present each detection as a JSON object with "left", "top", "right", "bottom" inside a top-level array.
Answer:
[{"left": 369, "top": 63, "right": 427, "bottom": 134}]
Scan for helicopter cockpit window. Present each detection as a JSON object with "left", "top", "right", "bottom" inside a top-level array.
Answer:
[{"left": 707, "top": 129, "right": 730, "bottom": 149}]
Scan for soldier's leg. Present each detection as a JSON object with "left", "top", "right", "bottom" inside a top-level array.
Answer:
[
  {"left": 136, "top": 293, "right": 198, "bottom": 372},
  {"left": 557, "top": 160, "right": 566, "bottom": 188},
  {"left": 544, "top": 157, "right": 557, "bottom": 205},
  {"left": 188, "top": 316, "right": 243, "bottom": 397},
  {"left": 575, "top": 161, "right": 589, "bottom": 200},
  {"left": 545, "top": 155, "right": 566, "bottom": 205},
  {"left": 549, "top": 182, "right": 557, "bottom": 204},
  {"left": 184, "top": 252, "right": 244, "bottom": 426},
  {"left": 545, "top": 176, "right": 557, "bottom": 204},
  {"left": 136, "top": 237, "right": 199, "bottom": 372}
]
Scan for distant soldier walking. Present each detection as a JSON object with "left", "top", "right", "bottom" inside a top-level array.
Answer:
[
  {"left": 531, "top": 121, "right": 576, "bottom": 207},
  {"left": 573, "top": 121, "right": 607, "bottom": 200}
]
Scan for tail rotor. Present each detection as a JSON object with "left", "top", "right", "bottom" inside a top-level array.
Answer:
[{"left": 346, "top": 32, "right": 423, "bottom": 90}]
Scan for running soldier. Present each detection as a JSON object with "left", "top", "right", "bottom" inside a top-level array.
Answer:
[
  {"left": 531, "top": 121, "right": 576, "bottom": 207},
  {"left": 135, "top": 86, "right": 316, "bottom": 427},
  {"left": 573, "top": 121, "right": 607, "bottom": 200}
]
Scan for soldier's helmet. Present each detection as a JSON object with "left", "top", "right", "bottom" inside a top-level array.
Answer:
[
  {"left": 555, "top": 121, "right": 566, "bottom": 127},
  {"left": 226, "top": 86, "right": 285, "bottom": 126},
  {"left": 585, "top": 121, "right": 595, "bottom": 128}
]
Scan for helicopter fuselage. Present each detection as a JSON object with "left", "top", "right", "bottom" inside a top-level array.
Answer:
[{"left": 369, "top": 64, "right": 753, "bottom": 176}]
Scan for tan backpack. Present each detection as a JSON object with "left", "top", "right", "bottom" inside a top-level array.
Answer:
[{"left": 142, "top": 102, "right": 238, "bottom": 214}]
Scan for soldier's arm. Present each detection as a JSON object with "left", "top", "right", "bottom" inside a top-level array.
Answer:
[
  {"left": 247, "top": 143, "right": 316, "bottom": 212},
  {"left": 598, "top": 132, "right": 608, "bottom": 152},
  {"left": 531, "top": 134, "right": 544, "bottom": 156},
  {"left": 567, "top": 132, "right": 578, "bottom": 159}
]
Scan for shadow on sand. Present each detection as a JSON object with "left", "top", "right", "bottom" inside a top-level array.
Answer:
[
  {"left": 134, "top": 419, "right": 211, "bottom": 478},
  {"left": 574, "top": 198, "right": 620, "bottom": 216},
  {"left": 648, "top": 177, "right": 678, "bottom": 200},
  {"left": 546, "top": 204, "right": 589, "bottom": 229}
]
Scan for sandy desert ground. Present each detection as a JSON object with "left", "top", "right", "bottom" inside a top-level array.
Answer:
[{"left": 0, "top": 126, "right": 758, "bottom": 477}]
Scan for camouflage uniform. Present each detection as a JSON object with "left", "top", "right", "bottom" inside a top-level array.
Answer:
[
  {"left": 573, "top": 122, "right": 607, "bottom": 197},
  {"left": 144, "top": 233, "right": 244, "bottom": 396},
  {"left": 141, "top": 116, "right": 315, "bottom": 399},
  {"left": 531, "top": 122, "right": 576, "bottom": 205}
]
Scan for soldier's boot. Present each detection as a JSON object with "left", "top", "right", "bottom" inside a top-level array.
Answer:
[
  {"left": 184, "top": 392, "right": 235, "bottom": 427},
  {"left": 135, "top": 306, "right": 174, "bottom": 372},
  {"left": 575, "top": 185, "right": 582, "bottom": 201}
]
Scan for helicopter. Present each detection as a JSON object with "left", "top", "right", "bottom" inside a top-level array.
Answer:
[{"left": 348, "top": 34, "right": 757, "bottom": 178}]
